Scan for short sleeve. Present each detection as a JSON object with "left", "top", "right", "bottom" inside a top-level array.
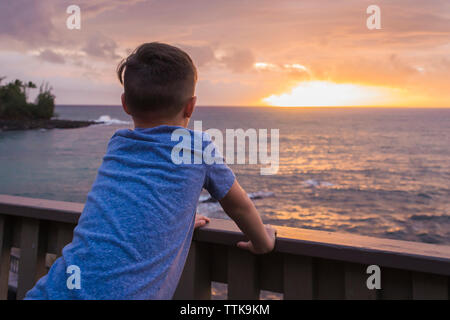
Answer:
[{"left": 202, "top": 139, "right": 236, "bottom": 200}]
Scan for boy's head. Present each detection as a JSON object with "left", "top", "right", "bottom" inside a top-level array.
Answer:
[{"left": 117, "top": 42, "right": 197, "bottom": 123}]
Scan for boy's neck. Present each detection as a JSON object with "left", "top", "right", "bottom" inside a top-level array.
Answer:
[{"left": 132, "top": 116, "right": 188, "bottom": 129}]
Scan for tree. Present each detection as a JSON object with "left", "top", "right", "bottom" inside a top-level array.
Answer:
[
  {"left": 0, "top": 77, "right": 55, "bottom": 120},
  {"left": 33, "top": 83, "right": 55, "bottom": 119},
  {"left": 0, "top": 79, "right": 29, "bottom": 119}
]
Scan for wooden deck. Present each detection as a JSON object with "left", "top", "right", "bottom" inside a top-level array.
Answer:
[{"left": 0, "top": 194, "right": 449, "bottom": 300}]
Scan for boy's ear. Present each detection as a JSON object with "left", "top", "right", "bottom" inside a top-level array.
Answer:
[
  {"left": 184, "top": 96, "right": 197, "bottom": 118},
  {"left": 121, "top": 93, "right": 131, "bottom": 115}
]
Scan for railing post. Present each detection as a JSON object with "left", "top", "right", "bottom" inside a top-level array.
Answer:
[
  {"left": 344, "top": 263, "right": 377, "bottom": 300},
  {"left": 283, "top": 254, "right": 313, "bottom": 299},
  {"left": 35, "top": 222, "right": 49, "bottom": 282},
  {"left": 412, "top": 272, "right": 449, "bottom": 300},
  {"left": 380, "top": 268, "right": 412, "bottom": 299},
  {"left": 227, "top": 247, "right": 259, "bottom": 299},
  {"left": 316, "top": 259, "right": 345, "bottom": 299},
  {"left": 16, "top": 218, "right": 47, "bottom": 300},
  {"left": 0, "top": 215, "right": 12, "bottom": 299},
  {"left": 55, "top": 223, "right": 74, "bottom": 257},
  {"left": 173, "top": 241, "right": 211, "bottom": 300}
]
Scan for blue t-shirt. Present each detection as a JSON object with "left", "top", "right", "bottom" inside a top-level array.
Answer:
[{"left": 25, "top": 125, "right": 235, "bottom": 300}]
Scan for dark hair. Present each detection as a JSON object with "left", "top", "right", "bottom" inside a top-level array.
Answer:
[{"left": 117, "top": 42, "right": 197, "bottom": 117}]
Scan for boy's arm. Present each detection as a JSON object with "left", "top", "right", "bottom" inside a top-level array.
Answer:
[{"left": 219, "top": 180, "right": 276, "bottom": 254}]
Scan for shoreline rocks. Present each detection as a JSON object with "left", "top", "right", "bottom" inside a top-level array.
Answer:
[{"left": 0, "top": 119, "right": 101, "bottom": 131}]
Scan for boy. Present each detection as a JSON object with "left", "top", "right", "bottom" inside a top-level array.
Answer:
[{"left": 26, "top": 43, "right": 276, "bottom": 300}]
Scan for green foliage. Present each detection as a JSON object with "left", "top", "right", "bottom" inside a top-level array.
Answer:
[
  {"left": 32, "top": 83, "right": 55, "bottom": 119},
  {"left": 0, "top": 79, "right": 30, "bottom": 119},
  {"left": 0, "top": 77, "right": 55, "bottom": 120}
]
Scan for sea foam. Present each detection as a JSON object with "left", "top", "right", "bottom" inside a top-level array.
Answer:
[
  {"left": 94, "top": 115, "right": 131, "bottom": 125},
  {"left": 199, "top": 191, "right": 275, "bottom": 203}
]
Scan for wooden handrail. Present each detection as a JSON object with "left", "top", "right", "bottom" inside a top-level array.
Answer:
[
  {"left": 1, "top": 194, "right": 449, "bottom": 275},
  {"left": 196, "top": 219, "right": 450, "bottom": 276},
  {"left": 0, "top": 194, "right": 82, "bottom": 224},
  {"left": 0, "top": 194, "right": 449, "bottom": 300}
]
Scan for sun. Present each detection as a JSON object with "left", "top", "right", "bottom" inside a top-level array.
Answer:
[{"left": 262, "top": 81, "right": 408, "bottom": 107}]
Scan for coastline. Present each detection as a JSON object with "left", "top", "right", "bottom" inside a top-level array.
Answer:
[{"left": 0, "top": 119, "right": 101, "bottom": 131}]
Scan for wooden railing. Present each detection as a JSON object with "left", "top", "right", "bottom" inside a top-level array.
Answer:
[{"left": 0, "top": 194, "right": 449, "bottom": 300}]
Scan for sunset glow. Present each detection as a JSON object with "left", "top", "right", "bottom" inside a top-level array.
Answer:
[{"left": 262, "top": 81, "right": 410, "bottom": 107}]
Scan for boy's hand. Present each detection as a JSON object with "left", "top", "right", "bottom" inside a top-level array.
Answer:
[
  {"left": 194, "top": 214, "right": 210, "bottom": 229},
  {"left": 237, "top": 224, "right": 277, "bottom": 254}
]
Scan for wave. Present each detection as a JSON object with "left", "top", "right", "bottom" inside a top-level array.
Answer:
[
  {"left": 303, "top": 179, "right": 334, "bottom": 187},
  {"left": 199, "top": 191, "right": 275, "bottom": 203},
  {"left": 94, "top": 115, "right": 131, "bottom": 125},
  {"left": 249, "top": 191, "right": 276, "bottom": 200}
]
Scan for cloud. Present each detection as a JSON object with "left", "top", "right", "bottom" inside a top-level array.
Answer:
[
  {"left": 37, "top": 50, "right": 66, "bottom": 64},
  {"left": 82, "top": 34, "right": 120, "bottom": 60},
  {"left": 76, "top": 0, "right": 147, "bottom": 18},
  {"left": 0, "top": 0, "right": 55, "bottom": 44},
  {"left": 219, "top": 48, "right": 255, "bottom": 73},
  {"left": 253, "top": 62, "right": 310, "bottom": 82},
  {"left": 176, "top": 44, "right": 256, "bottom": 73},
  {"left": 0, "top": 0, "right": 146, "bottom": 49},
  {"left": 177, "top": 44, "right": 215, "bottom": 68}
]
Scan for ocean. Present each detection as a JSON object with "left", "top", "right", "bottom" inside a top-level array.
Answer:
[{"left": 0, "top": 105, "right": 449, "bottom": 245}]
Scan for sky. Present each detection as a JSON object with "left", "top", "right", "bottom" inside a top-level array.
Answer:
[{"left": 0, "top": 0, "right": 449, "bottom": 107}]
